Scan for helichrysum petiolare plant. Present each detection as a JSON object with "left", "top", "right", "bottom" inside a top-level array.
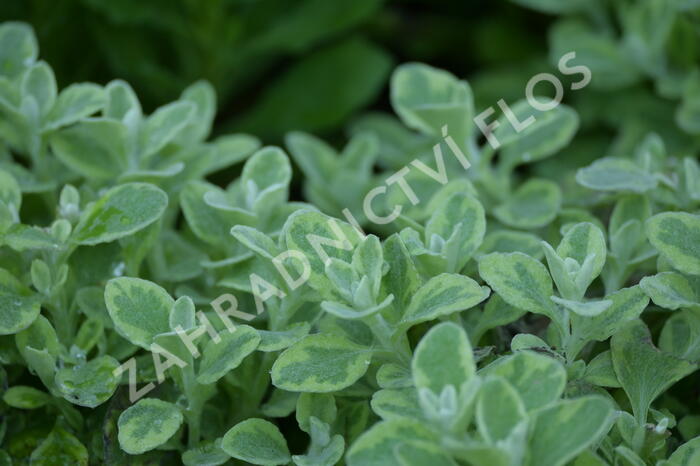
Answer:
[{"left": 2, "top": 5, "right": 700, "bottom": 465}]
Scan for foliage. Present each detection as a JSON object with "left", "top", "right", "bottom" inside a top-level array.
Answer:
[{"left": 1, "top": 2, "right": 700, "bottom": 464}]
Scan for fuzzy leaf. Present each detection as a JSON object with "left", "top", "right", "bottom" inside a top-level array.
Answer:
[
  {"left": 425, "top": 193, "right": 486, "bottom": 271},
  {"left": 383, "top": 234, "right": 422, "bottom": 312},
  {"left": 141, "top": 101, "right": 195, "bottom": 156},
  {"left": 346, "top": 418, "right": 437, "bottom": 466},
  {"left": 478, "top": 252, "right": 561, "bottom": 325},
  {"left": 105, "top": 277, "right": 173, "bottom": 349},
  {"left": 30, "top": 425, "right": 88, "bottom": 465},
  {"left": 197, "top": 326, "right": 261, "bottom": 384},
  {"left": 50, "top": 118, "right": 127, "bottom": 180},
  {"left": 271, "top": 334, "right": 371, "bottom": 392},
  {"left": 391, "top": 62, "right": 473, "bottom": 141},
  {"left": 576, "top": 157, "right": 657, "bottom": 193},
  {"left": 257, "top": 322, "right": 311, "bottom": 352},
  {"left": 283, "top": 210, "right": 361, "bottom": 300},
  {"left": 118, "top": 398, "right": 183, "bottom": 455},
  {"left": 72, "top": 183, "right": 167, "bottom": 245},
  {"left": 476, "top": 376, "right": 526, "bottom": 443},
  {"left": 646, "top": 212, "right": 700, "bottom": 275},
  {"left": 526, "top": 396, "right": 613, "bottom": 466},
  {"left": 371, "top": 388, "right": 422, "bottom": 421},
  {"left": 640, "top": 272, "right": 700, "bottom": 311},
  {"left": 401, "top": 273, "right": 489, "bottom": 326},
  {"left": 45, "top": 83, "right": 105, "bottom": 130},
  {"left": 221, "top": 418, "right": 291, "bottom": 466},
  {"left": 495, "top": 101, "right": 579, "bottom": 166},
  {"left": 0, "top": 268, "right": 40, "bottom": 335},
  {"left": 481, "top": 351, "right": 566, "bottom": 411},
  {"left": 569, "top": 286, "right": 649, "bottom": 358},
  {"left": 55, "top": 355, "right": 120, "bottom": 408},
  {"left": 494, "top": 179, "right": 561, "bottom": 229},
  {"left": 612, "top": 320, "right": 697, "bottom": 423},
  {"left": 412, "top": 322, "right": 475, "bottom": 393}
]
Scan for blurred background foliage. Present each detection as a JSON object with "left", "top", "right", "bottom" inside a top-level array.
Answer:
[{"left": 0, "top": 0, "right": 550, "bottom": 142}]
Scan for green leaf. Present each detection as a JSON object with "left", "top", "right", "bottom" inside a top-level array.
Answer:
[
  {"left": 425, "top": 193, "right": 486, "bottom": 271},
  {"left": 296, "top": 392, "right": 337, "bottom": 433},
  {"left": 104, "top": 79, "right": 141, "bottom": 121},
  {"left": 481, "top": 351, "right": 566, "bottom": 411},
  {"left": 55, "top": 355, "right": 120, "bottom": 408},
  {"left": 45, "top": 83, "right": 105, "bottom": 130},
  {"left": 568, "top": 286, "right": 649, "bottom": 359},
  {"left": 292, "top": 417, "right": 345, "bottom": 466},
  {"left": 283, "top": 210, "right": 360, "bottom": 300},
  {"left": 472, "top": 294, "right": 526, "bottom": 343},
  {"left": 511, "top": 0, "right": 589, "bottom": 14},
  {"left": 401, "top": 273, "right": 489, "bottom": 326},
  {"left": 182, "top": 439, "right": 229, "bottom": 466},
  {"left": 549, "top": 20, "right": 639, "bottom": 90},
  {"left": 169, "top": 296, "right": 196, "bottom": 331},
  {"left": 583, "top": 350, "right": 621, "bottom": 388},
  {"left": 140, "top": 101, "right": 195, "bottom": 157},
  {"left": 3, "top": 224, "right": 60, "bottom": 252},
  {"left": 665, "top": 435, "right": 700, "bottom": 466},
  {"left": 231, "top": 225, "right": 279, "bottom": 259},
  {"left": 371, "top": 388, "right": 422, "bottom": 421},
  {"left": 30, "top": 425, "right": 88, "bottom": 465},
  {"left": 527, "top": 396, "right": 613, "bottom": 466},
  {"left": 494, "top": 179, "right": 562, "bottom": 229},
  {"left": 610, "top": 195, "right": 652, "bottom": 236},
  {"left": 3, "top": 385, "right": 50, "bottom": 409},
  {"left": 640, "top": 272, "right": 700, "bottom": 311},
  {"left": 72, "top": 183, "right": 167, "bottom": 245},
  {"left": 646, "top": 212, "right": 700, "bottom": 275},
  {"left": 495, "top": 101, "right": 579, "bottom": 167},
  {"left": 257, "top": 322, "right": 311, "bottom": 352},
  {"left": 0, "top": 22, "right": 37, "bottom": 78},
  {"left": 241, "top": 147, "right": 292, "bottom": 211},
  {"left": 49, "top": 118, "right": 127, "bottom": 180},
  {"left": 0, "top": 169, "right": 21, "bottom": 212},
  {"left": 285, "top": 131, "right": 336, "bottom": 184},
  {"left": 261, "top": 388, "right": 298, "bottom": 418},
  {"left": 479, "top": 230, "right": 544, "bottom": 259},
  {"left": 556, "top": 222, "right": 607, "bottom": 291},
  {"left": 383, "top": 234, "right": 422, "bottom": 312},
  {"left": 612, "top": 320, "right": 697, "bottom": 423},
  {"left": 197, "top": 326, "right": 261, "bottom": 384},
  {"left": 346, "top": 419, "right": 437, "bottom": 466},
  {"left": 181, "top": 180, "right": 253, "bottom": 249},
  {"left": 476, "top": 376, "right": 526, "bottom": 443},
  {"left": 412, "top": 322, "right": 475, "bottom": 393},
  {"left": 660, "top": 311, "right": 700, "bottom": 362},
  {"left": 221, "top": 418, "right": 291, "bottom": 466},
  {"left": 271, "top": 334, "right": 371, "bottom": 392},
  {"left": 478, "top": 252, "right": 561, "bottom": 325},
  {"left": 21, "top": 62, "right": 56, "bottom": 117},
  {"left": 0, "top": 268, "right": 40, "bottom": 335},
  {"left": 105, "top": 277, "right": 173, "bottom": 349},
  {"left": 175, "top": 80, "right": 215, "bottom": 143},
  {"left": 391, "top": 62, "right": 474, "bottom": 143},
  {"left": 15, "top": 314, "right": 60, "bottom": 358},
  {"left": 118, "top": 398, "right": 183, "bottom": 455},
  {"left": 677, "top": 69, "right": 700, "bottom": 134},
  {"left": 395, "top": 441, "right": 458, "bottom": 466},
  {"left": 352, "top": 235, "right": 384, "bottom": 299},
  {"left": 576, "top": 157, "right": 657, "bottom": 193},
  {"left": 376, "top": 363, "right": 412, "bottom": 389},
  {"left": 239, "top": 37, "right": 391, "bottom": 139}
]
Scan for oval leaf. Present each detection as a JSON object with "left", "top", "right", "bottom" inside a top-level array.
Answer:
[{"left": 72, "top": 183, "right": 167, "bottom": 245}]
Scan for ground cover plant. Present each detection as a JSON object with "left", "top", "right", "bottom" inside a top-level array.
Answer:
[{"left": 1, "top": 1, "right": 700, "bottom": 464}]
